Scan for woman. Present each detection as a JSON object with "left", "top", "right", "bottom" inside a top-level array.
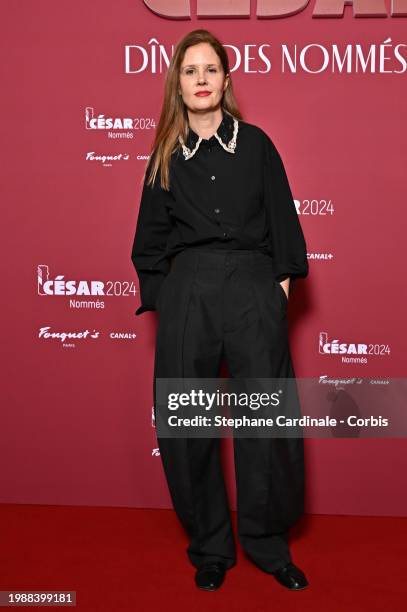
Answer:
[{"left": 131, "top": 29, "right": 309, "bottom": 592}]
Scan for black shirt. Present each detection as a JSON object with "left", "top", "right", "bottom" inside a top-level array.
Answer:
[{"left": 131, "top": 108, "right": 308, "bottom": 316}]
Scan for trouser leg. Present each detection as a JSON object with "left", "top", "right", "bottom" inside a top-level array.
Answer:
[
  {"left": 222, "top": 255, "right": 305, "bottom": 572},
  {"left": 153, "top": 253, "right": 236, "bottom": 569}
]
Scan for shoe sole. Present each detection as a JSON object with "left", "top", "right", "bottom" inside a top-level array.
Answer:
[
  {"left": 196, "top": 585, "right": 223, "bottom": 591},
  {"left": 279, "top": 583, "right": 309, "bottom": 590}
]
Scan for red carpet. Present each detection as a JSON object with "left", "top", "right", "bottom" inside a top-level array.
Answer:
[{"left": 1, "top": 504, "right": 405, "bottom": 611}]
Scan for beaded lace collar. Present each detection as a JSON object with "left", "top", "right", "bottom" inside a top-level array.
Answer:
[{"left": 178, "top": 110, "right": 239, "bottom": 161}]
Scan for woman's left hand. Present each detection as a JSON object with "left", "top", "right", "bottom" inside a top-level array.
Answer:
[{"left": 280, "top": 279, "right": 290, "bottom": 300}]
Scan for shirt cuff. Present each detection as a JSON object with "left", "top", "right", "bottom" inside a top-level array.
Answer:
[
  {"left": 135, "top": 304, "right": 156, "bottom": 316},
  {"left": 134, "top": 269, "right": 167, "bottom": 316},
  {"left": 272, "top": 260, "right": 308, "bottom": 283}
]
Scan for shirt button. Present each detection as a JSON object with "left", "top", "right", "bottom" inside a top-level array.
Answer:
[
  {"left": 211, "top": 175, "right": 216, "bottom": 181},
  {"left": 214, "top": 208, "right": 220, "bottom": 214}
]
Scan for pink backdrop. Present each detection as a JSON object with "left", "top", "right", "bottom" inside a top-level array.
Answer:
[{"left": 2, "top": 1, "right": 406, "bottom": 515}]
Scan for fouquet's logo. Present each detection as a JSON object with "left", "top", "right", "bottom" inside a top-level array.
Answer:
[{"left": 143, "top": 0, "right": 407, "bottom": 19}]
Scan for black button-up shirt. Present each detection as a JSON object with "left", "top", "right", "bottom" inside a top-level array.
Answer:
[{"left": 131, "top": 108, "right": 308, "bottom": 316}]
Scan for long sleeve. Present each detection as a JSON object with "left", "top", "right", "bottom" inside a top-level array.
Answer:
[
  {"left": 131, "top": 161, "right": 174, "bottom": 316},
  {"left": 262, "top": 134, "right": 309, "bottom": 285}
]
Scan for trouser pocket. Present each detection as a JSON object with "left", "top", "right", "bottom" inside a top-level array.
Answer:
[{"left": 274, "top": 280, "right": 289, "bottom": 307}]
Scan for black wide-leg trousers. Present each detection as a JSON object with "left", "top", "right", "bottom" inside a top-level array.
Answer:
[{"left": 153, "top": 247, "right": 304, "bottom": 572}]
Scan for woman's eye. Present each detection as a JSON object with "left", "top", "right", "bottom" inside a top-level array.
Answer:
[{"left": 182, "top": 67, "right": 218, "bottom": 76}]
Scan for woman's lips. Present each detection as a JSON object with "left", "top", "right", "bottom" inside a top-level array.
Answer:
[{"left": 195, "top": 91, "right": 211, "bottom": 97}]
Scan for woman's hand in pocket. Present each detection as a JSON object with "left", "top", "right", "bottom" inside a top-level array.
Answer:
[{"left": 279, "top": 278, "right": 290, "bottom": 301}]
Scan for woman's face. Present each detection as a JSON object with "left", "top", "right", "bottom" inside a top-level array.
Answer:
[{"left": 179, "top": 42, "right": 229, "bottom": 113}]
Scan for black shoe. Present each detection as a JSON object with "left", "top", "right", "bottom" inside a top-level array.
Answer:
[
  {"left": 195, "top": 562, "right": 227, "bottom": 591},
  {"left": 271, "top": 562, "right": 309, "bottom": 590}
]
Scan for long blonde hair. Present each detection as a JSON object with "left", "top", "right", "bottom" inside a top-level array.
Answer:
[{"left": 142, "top": 29, "right": 243, "bottom": 191}]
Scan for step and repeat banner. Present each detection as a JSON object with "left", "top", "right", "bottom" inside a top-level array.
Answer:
[{"left": 2, "top": 1, "right": 407, "bottom": 515}]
